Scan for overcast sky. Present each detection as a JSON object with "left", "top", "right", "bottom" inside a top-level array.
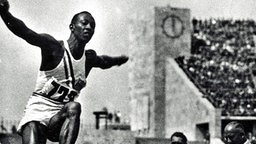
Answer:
[{"left": 0, "top": 0, "right": 256, "bottom": 127}]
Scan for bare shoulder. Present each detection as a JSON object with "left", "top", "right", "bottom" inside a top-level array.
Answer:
[
  {"left": 38, "top": 33, "right": 60, "bottom": 47},
  {"left": 85, "top": 49, "right": 97, "bottom": 59},
  {"left": 39, "top": 34, "right": 63, "bottom": 52},
  {"left": 40, "top": 40, "right": 65, "bottom": 71}
]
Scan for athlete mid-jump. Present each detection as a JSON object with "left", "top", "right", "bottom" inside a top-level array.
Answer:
[{"left": 0, "top": 0, "right": 129, "bottom": 144}]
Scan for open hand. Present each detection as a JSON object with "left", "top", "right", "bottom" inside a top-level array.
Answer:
[{"left": 117, "top": 55, "right": 129, "bottom": 66}]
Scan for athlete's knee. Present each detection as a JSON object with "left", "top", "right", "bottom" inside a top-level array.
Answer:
[{"left": 66, "top": 102, "right": 81, "bottom": 117}]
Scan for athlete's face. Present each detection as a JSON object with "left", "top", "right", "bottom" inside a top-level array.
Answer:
[{"left": 71, "top": 13, "right": 95, "bottom": 43}]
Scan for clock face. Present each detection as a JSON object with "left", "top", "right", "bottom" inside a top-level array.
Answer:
[{"left": 162, "top": 15, "right": 184, "bottom": 38}]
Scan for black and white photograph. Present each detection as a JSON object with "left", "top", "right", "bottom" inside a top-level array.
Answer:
[{"left": 0, "top": 0, "right": 256, "bottom": 144}]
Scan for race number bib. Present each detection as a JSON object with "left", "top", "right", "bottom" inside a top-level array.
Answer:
[{"left": 40, "top": 78, "right": 79, "bottom": 103}]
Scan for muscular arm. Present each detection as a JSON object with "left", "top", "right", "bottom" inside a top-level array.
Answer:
[
  {"left": 0, "top": 1, "right": 58, "bottom": 48},
  {"left": 95, "top": 55, "right": 129, "bottom": 69},
  {"left": 0, "top": 0, "right": 63, "bottom": 70},
  {"left": 85, "top": 49, "right": 129, "bottom": 77}
]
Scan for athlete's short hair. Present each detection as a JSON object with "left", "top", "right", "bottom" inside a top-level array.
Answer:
[{"left": 71, "top": 11, "right": 93, "bottom": 24}]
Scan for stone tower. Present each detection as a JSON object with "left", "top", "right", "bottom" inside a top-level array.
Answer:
[{"left": 128, "top": 6, "right": 191, "bottom": 138}]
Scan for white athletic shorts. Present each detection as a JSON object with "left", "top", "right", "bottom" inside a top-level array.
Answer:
[{"left": 17, "top": 95, "right": 64, "bottom": 133}]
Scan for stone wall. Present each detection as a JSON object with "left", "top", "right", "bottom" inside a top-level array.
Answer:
[
  {"left": 47, "top": 129, "right": 135, "bottom": 144},
  {"left": 128, "top": 6, "right": 191, "bottom": 138},
  {"left": 0, "top": 133, "right": 210, "bottom": 144},
  {"left": 154, "top": 7, "right": 191, "bottom": 137},
  {"left": 78, "top": 129, "right": 135, "bottom": 144},
  {"left": 165, "top": 58, "right": 222, "bottom": 142},
  {"left": 128, "top": 8, "right": 155, "bottom": 136}
]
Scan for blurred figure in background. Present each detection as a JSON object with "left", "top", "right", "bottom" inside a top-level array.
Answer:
[
  {"left": 170, "top": 132, "right": 188, "bottom": 144},
  {"left": 224, "top": 121, "right": 251, "bottom": 144}
]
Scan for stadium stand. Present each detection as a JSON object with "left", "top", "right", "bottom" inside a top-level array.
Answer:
[{"left": 176, "top": 18, "right": 256, "bottom": 116}]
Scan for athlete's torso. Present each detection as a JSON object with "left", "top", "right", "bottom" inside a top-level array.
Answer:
[{"left": 33, "top": 40, "right": 86, "bottom": 103}]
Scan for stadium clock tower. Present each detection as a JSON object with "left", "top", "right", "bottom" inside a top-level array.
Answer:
[{"left": 129, "top": 6, "right": 191, "bottom": 138}]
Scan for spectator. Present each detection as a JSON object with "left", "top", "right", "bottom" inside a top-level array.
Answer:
[
  {"left": 108, "top": 113, "right": 113, "bottom": 123},
  {"left": 114, "top": 111, "right": 121, "bottom": 123},
  {"left": 223, "top": 121, "right": 251, "bottom": 144},
  {"left": 176, "top": 18, "right": 256, "bottom": 116},
  {"left": 11, "top": 125, "right": 17, "bottom": 134},
  {"left": 170, "top": 132, "right": 188, "bottom": 144}
]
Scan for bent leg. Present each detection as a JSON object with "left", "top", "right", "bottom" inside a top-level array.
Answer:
[
  {"left": 47, "top": 101, "right": 81, "bottom": 144},
  {"left": 21, "top": 121, "right": 47, "bottom": 144}
]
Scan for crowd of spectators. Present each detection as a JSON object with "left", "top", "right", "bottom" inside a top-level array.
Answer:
[{"left": 176, "top": 18, "right": 256, "bottom": 116}]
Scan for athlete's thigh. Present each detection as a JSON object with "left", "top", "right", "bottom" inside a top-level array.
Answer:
[
  {"left": 47, "top": 105, "right": 68, "bottom": 142},
  {"left": 22, "top": 121, "right": 47, "bottom": 144}
]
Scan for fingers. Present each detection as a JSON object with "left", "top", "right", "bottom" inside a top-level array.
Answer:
[
  {"left": 121, "top": 55, "right": 129, "bottom": 61},
  {"left": 118, "top": 55, "right": 129, "bottom": 65}
]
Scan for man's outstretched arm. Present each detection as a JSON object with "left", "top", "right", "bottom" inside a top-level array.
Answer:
[
  {"left": 0, "top": 0, "right": 58, "bottom": 48},
  {"left": 97, "top": 55, "right": 129, "bottom": 69},
  {"left": 86, "top": 49, "right": 129, "bottom": 70}
]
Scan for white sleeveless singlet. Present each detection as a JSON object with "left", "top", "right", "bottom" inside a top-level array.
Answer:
[
  {"left": 33, "top": 41, "right": 86, "bottom": 103},
  {"left": 17, "top": 41, "right": 87, "bottom": 132}
]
